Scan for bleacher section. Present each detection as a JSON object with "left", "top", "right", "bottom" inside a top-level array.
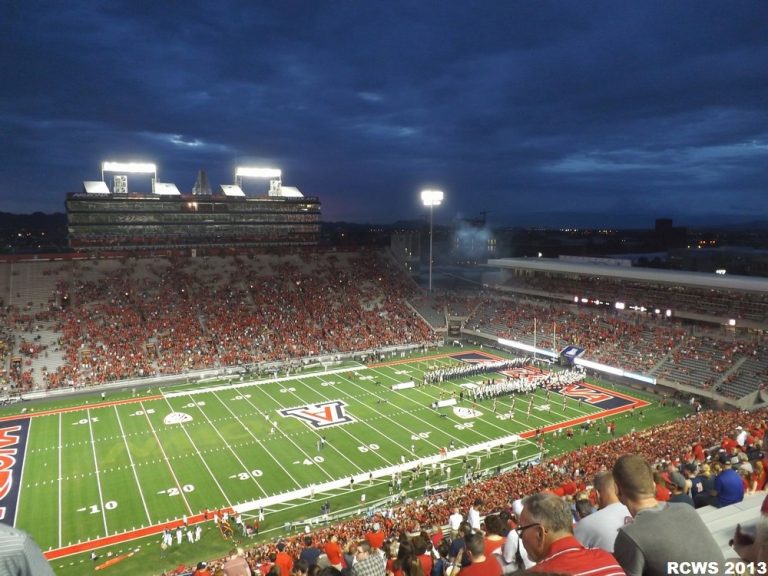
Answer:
[
  {"left": 1, "top": 249, "right": 436, "bottom": 391},
  {"left": 1, "top": 252, "right": 767, "bottom": 402},
  {"left": 466, "top": 295, "right": 766, "bottom": 401}
]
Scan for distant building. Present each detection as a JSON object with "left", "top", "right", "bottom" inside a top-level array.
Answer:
[{"left": 654, "top": 218, "right": 687, "bottom": 250}]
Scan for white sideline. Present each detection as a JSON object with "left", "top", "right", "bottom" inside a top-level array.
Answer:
[
  {"left": 163, "top": 365, "right": 364, "bottom": 398},
  {"left": 232, "top": 435, "right": 527, "bottom": 514}
]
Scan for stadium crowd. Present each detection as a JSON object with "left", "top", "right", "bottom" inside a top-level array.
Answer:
[
  {"left": 168, "top": 407, "right": 767, "bottom": 576},
  {"left": 3, "top": 249, "right": 436, "bottom": 392},
  {"left": 466, "top": 294, "right": 767, "bottom": 399},
  {"left": 3, "top": 250, "right": 768, "bottom": 403}
]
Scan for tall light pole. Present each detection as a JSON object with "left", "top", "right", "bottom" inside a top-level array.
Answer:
[{"left": 420, "top": 189, "right": 444, "bottom": 292}]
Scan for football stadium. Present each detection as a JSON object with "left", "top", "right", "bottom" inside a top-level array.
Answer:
[{"left": 1, "top": 163, "right": 767, "bottom": 575}]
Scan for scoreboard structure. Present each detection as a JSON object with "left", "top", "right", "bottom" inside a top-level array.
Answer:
[{"left": 67, "top": 162, "right": 321, "bottom": 250}]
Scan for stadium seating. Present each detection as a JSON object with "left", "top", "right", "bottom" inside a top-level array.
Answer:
[
  {"left": 186, "top": 407, "right": 768, "bottom": 574},
  {"left": 1, "top": 250, "right": 767, "bottom": 400}
]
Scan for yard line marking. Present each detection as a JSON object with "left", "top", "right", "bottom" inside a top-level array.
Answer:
[
  {"left": 162, "top": 364, "right": 366, "bottom": 398},
  {"left": 210, "top": 390, "right": 298, "bottom": 491},
  {"left": 183, "top": 392, "right": 270, "bottom": 496},
  {"left": 139, "top": 402, "right": 193, "bottom": 515},
  {"left": 113, "top": 405, "right": 152, "bottom": 526},
  {"left": 234, "top": 389, "right": 343, "bottom": 480},
  {"left": 158, "top": 396, "right": 233, "bottom": 507},
  {"left": 337, "top": 371, "right": 467, "bottom": 450},
  {"left": 58, "top": 413, "right": 62, "bottom": 549},
  {"left": 370, "top": 360, "right": 593, "bottom": 437},
  {"left": 86, "top": 409, "right": 109, "bottom": 537}
]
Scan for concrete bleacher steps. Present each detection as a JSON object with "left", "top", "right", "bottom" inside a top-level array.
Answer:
[
  {"left": 699, "top": 491, "right": 763, "bottom": 560},
  {"left": 13, "top": 324, "right": 65, "bottom": 390}
]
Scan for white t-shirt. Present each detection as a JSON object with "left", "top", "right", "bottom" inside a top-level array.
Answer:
[{"left": 448, "top": 512, "right": 463, "bottom": 531}]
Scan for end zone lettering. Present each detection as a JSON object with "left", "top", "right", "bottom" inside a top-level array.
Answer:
[{"left": 0, "top": 420, "right": 30, "bottom": 526}]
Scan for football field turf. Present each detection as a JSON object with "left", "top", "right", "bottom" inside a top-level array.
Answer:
[{"left": 0, "top": 348, "right": 666, "bottom": 574}]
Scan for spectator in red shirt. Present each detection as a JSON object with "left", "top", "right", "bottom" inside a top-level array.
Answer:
[
  {"left": 459, "top": 532, "right": 501, "bottom": 576},
  {"left": 365, "top": 523, "right": 385, "bottom": 551},
  {"left": 325, "top": 534, "right": 344, "bottom": 570},
  {"left": 275, "top": 541, "right": 294, "bottom": 576},
  {"left": 518, "top": 493, "right": 625, "bottom": 575}
]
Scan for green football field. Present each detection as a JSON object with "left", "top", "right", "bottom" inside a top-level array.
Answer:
[{"left": 0, "top": 347, "right": 682, "bottom": 575}]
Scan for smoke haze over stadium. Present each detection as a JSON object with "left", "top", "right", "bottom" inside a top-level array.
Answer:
[{"left": 1, "top": 1, "right": 767, "bottom": 227}]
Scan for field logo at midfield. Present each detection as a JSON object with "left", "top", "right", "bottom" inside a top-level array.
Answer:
[
  {"left": 280, "top": 401, "right": 354, "bottom": 428},
  {"left": 164, "top": 412, "right": 193, "bottom": 425},
  {"left": 0, "top": 419, "right": 30, "bottom": 525}
]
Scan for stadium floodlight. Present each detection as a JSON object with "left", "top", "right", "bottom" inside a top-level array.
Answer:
[
  {"left": 420, "top": 189, "right": 444, "bottom": 207},
  {"left": 220, "top": 184, "right": 246, "bottom": 197},
  {"left": 102, "top": 161, "right": 157, "bottom": 174},
  {"left": 83, "top": 181, "right": 110, "bottom": 194},
  {"left": 420, "top": 189, "right": 444, "bottom": 292},
  {"left": 235, "top": 167, "right": 282, "bottom": 179},
  {"left": 152, "top": 182, "right": 181, "bottom": 195},
  {"left": 101, "top": 162, "right": 158, "bottom": 194}
]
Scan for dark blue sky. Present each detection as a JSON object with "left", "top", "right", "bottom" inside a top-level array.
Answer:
[{"left": 2, "top": 1, "right": 767, "bottom": 227}]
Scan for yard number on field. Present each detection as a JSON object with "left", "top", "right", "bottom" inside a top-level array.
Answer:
[{"left": 158, "top": 485, "right": 195, "bottom": 496}]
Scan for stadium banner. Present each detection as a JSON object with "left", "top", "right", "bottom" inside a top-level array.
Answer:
[{"left": 0, "top": 418, "right": 30, "bottom": 526}]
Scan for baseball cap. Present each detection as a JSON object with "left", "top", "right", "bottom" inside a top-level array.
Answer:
[
  {"left": 197, "top": 562, "right": 208, "bottom": 569},
  {"left": 667, "top": 471, "right": 687, "bottom": 490}
]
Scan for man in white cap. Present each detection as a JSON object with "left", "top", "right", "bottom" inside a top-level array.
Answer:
[{"left": 365, "top": 522, "right": 385, "bottom": 550}]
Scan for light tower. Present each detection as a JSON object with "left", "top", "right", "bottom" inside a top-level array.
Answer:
[{"left": 420, "top": 189, "right": 444, "bottom": 292}]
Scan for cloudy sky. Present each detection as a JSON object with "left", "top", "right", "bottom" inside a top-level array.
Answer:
[{"left": 2, "top": 1, "right": 767, "bottom": 227}]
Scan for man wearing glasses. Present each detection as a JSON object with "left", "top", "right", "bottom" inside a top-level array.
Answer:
[{"left": 516, "top": 493, "right": 626, "bottom": 575}]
